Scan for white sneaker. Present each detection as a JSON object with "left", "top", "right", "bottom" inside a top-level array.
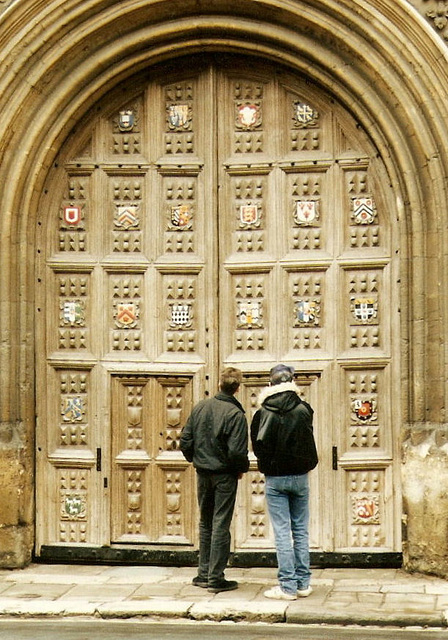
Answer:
[
  {"left": 297, "top": 586, "right": 313, "bottom": 597},
  {"left": 263, "top": 585, "right": 297, "bottom": 601}
]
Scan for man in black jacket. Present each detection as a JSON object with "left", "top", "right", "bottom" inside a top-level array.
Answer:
[
  {"left": 180, "top": 367, "right": 249, "bottom": 593},
  {"left": 251, "top": 364, "right": 318, "bottom": 601}
]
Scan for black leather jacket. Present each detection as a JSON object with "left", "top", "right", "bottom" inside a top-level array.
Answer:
[
  {"left": 180, "top": 392, "right": 250, "bottom": 475},
  {"left": 250, "top": 382, "right": 318, "bottom": 476}
]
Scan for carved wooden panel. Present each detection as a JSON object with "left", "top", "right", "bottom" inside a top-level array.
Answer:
[
  {"left": 108, "top": 96, "right": 144, "bottom": 157},
  {"left": 345, "top": 267, "right": 384, "bottom": 351},
  {"left": 58, "top": 171, "right": 91, "bottom": 253},
  {"left": 285, "top": 168, "right": 328, "bottom": 252},
  {"left": 164, "top": 81, "right": 195, "bottom": 155},
  {"left": 339, "top": 363, "right": 392, "bottom": 454},
  {"left": 232, "top": 272, "right": 269, "bottom": 353},
  {"left": 161, "top": 271, "right": 200, "bottom": 356},
  {"left": 161, "top": 174, "right": 198, "bottom": 255},
  {"left": 346, "top": 468, "right": 390, "bottom": 549},
  {"left": 288, "top": 94, "right": 322, "bottom": 153},
  {"left": 59, "top": 469, "right": 90, "bottom": 544},
  {"left": 228, "top": 172, "right": 269, "bottom": 254},
  {"left": 111, "top": 375, "right": 194, "bottom": 544},
  {"left": 54, "top": 271, "right": 92, "bottom": 353},
  {"left": 344, "top": 165, "right": 382, "bottom": 251},
  {"left": 108, "top": 271, "right": 144, "bottom": 353},
  {"left": 233, "top": 80, "right": 264, "bottom": 155},
  {"left": 59, "top": 370, "right": 89, "bottom": 447},
  {"left": 287, "top": 268, "right": 326, "bottom": 352},
  {"left": 107, "top": 171, "right": 146, "bottom": 255},
  {"left": 236, "top": 375, "right": 320, "bottom": 550}
]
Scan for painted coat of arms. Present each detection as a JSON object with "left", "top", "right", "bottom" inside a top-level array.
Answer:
[
  {"left": 236, "top": 103, "right": 262, "bottom": 130},
  {"left": 352, "top": 196, "right": 376, "bottom": 224},
  {"left": 352, "top": 496, "right": 380, "bottom": 525},
  {"left": 62, "top": 205, "right": 82, "bottom": 226},
  {"left": 352, "top": 398, "right": 376, "bottom": 421},
  {"left": 294, "top": 199, "right": 319, "bottom": 225},
  {"left": 237, "top": 300, "right": 263, "bottom": 328},
  {"left": 351, "top": 297, "right": 377, "bottom": 323},
  {"left": 62, "top": 396, "right": 84, "bottom": 422},
  {"left": 295, "top": 300, "right": 320, "bottom": 326},
  {"left": 114, "top": 204, "right": 140, "bottom": 229},
  {"left": 167, "top": 104, "right": 190, "bottom": 130},
  {"left": 293, "top": 101, "right": 319, "bottom": 128},
  {"left": 171, "top": 204, "right": 192, "bottom": 229},
  {"left": 118, "top": 109, "right": 135, "bottom": 132},
  {"left": 169, "top": 303, "right": 192, "bottom": 328},
  {"left": 239, "top": 204, "right": 259, "bottom": 226},
  {"left": 115, "top": 302, "right": 139, "bottom": 328},
  {"left": 62, "top": 300, "right": 85, "bottom": 326},
  {"left": 62, "top": 494, "right": 87, "bottom": 520}
]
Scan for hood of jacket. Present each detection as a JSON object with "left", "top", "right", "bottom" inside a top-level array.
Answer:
[{"left": 257, "top": 381, "right": 301, "bottom": 413}]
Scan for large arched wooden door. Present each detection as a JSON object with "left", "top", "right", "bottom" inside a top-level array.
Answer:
[{"left": 36, "top": 55, "right": 401, "bottom": 561}]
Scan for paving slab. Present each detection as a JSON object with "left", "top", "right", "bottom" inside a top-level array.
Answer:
[
  {"left": 189, "top": 599, "right": 286, "bottom": 623},
  {"left": 97, "top": 599, "right": 193, "bottom": 619},
  {"left": 0, "top": 583, "right": 72, "bottom": 599},
  {"left": 60, "top": 583, "right": 138, "bottom": 601},
  {"left": 0, "top": 564, "right": 445, "bottom": 628}
]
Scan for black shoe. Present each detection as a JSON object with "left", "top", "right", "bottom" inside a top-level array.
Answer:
[
  {"left": 207, "top": 579, "right": 238, "bottom": 593},
  {"left": 192, "top": 576, "right": 208, "bottom": 588}
]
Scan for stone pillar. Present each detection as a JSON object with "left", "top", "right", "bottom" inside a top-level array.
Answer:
[{"left": 402, "top": 426, "right": 448, "bottom": 577}]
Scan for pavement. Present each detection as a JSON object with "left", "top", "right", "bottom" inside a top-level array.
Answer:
[{"left": 0, "top": 564, "right": 447, "bottom": 628}]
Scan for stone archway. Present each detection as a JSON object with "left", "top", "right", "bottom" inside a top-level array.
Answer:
[{"left": 0, "top": 0, "right": 447, "bottom": 574}]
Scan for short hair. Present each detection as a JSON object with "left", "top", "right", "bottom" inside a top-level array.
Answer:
[
  {"left": 219, "top": 367, "right": 243, "bottom": 394},
  {"left": 269, "top": 364, "right": 295, "bottom": 385}
]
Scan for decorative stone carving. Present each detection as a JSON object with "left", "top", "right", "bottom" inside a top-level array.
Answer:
[{"left": 408, "top": 0, "right": 448, "bottom": 40}]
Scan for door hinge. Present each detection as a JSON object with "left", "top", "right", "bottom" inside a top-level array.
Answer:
[
  {"left": 332, "top": 446, "right": 338, "bottom": 470},
  {"left": 96, "top": 447, "right": 102, "bottom": 472}
]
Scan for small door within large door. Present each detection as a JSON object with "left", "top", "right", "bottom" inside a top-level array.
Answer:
[{"left": 36, "top": 55, "right": 401, "bottom": 558}]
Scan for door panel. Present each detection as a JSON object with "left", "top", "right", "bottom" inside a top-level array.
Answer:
[
  {"left": 111, "top": 375, "right": 195, "bottom": 544},
  {"left": 36, "top": 55, "right": 401, "bottom": 558},
  {"left": 237, "top": 374, "right": 321, "bottom": 551}
]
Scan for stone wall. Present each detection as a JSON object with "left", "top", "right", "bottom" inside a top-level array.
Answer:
[{"left": 402, "top": 426, "right": 448, "bottom": 577}]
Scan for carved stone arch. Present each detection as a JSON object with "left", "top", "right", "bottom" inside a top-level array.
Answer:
[{"left": 0, "top": 0, "right": 447, "bottom": 572}]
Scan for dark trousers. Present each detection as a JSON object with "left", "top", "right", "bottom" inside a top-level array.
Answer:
[{"left": 196, "top": 472, "right": 238, "bottom": 585}]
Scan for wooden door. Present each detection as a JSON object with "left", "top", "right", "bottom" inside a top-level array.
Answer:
[{"left": 36, "top": 56, "right": 401, "bottom": 558}]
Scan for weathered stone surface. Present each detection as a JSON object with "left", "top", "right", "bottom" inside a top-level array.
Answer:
[
  {"left": 402, "top": 427, "right": 448, "bottom": 577},
  {"left": 407, "top": 0, "right": 448, "bottom": 41},
  {"left": 0, "top": 451, "right": 20, "bottom": 526}
]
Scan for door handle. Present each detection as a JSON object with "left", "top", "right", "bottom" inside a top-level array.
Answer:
[
  {"left": 332, "top": 446, "right": 338, "bottom": 470},
  {"left": 96, "top": 447, "right": 102, "bottom": 472}
]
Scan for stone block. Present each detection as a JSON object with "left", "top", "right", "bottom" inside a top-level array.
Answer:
[{"left": 0, "top": 452, "right": 20, "bottom": 526}]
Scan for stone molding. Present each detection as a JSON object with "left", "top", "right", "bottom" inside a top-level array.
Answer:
[{"left": 407, "top": 0, "right": 448, "bottom": 41}]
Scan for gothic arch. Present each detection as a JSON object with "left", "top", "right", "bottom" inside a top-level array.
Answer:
[{"left": 0, "top": 0, "right": 447, "bottom": 569}]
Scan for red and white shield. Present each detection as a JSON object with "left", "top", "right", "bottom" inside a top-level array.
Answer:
[
  {"left": 237, "top": 104, "right": 260, "bottom": 129},
  {"left": 294, "top": 200, "right": 318, "bottom": 224},
  {"left": 240, "top": 204, "right": 258, "bottom": 225},
  {"left": 63, "top": 205, "right": 81, "bottom": 226}
]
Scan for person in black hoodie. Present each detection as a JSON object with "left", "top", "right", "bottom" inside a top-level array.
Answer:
[
  {"left": 180, "top": 367, "right": 249, "bottom": 593},
  {"left": 251, "top": 364, "right": 318, "bottom": 601}
]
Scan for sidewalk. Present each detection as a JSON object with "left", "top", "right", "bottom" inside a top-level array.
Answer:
[{"left": 0, "top": 564, "right": 447, "bottom": 628}]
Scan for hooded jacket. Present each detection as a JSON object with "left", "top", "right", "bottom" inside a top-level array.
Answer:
[
  {"left": 180, "top": 392, "right": 250, "bottom": 475},
  {"left": 250, "top": 382, "right": 318, "bottom": 476}
]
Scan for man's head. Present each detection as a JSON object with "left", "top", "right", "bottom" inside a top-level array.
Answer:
[
  {"left": 269, "top": 364, "right": 295, "bottom": 386},
  {"left": 219, "top": 367, "right": 243, "bottom": 395}
]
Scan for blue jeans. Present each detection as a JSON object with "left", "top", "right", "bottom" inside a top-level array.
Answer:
[
  {"left": 196, "top": 472, "right": 238, "bottom": 585},
  {"left": 265, "top": 474, "right": 311, "bottom": 595}
]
